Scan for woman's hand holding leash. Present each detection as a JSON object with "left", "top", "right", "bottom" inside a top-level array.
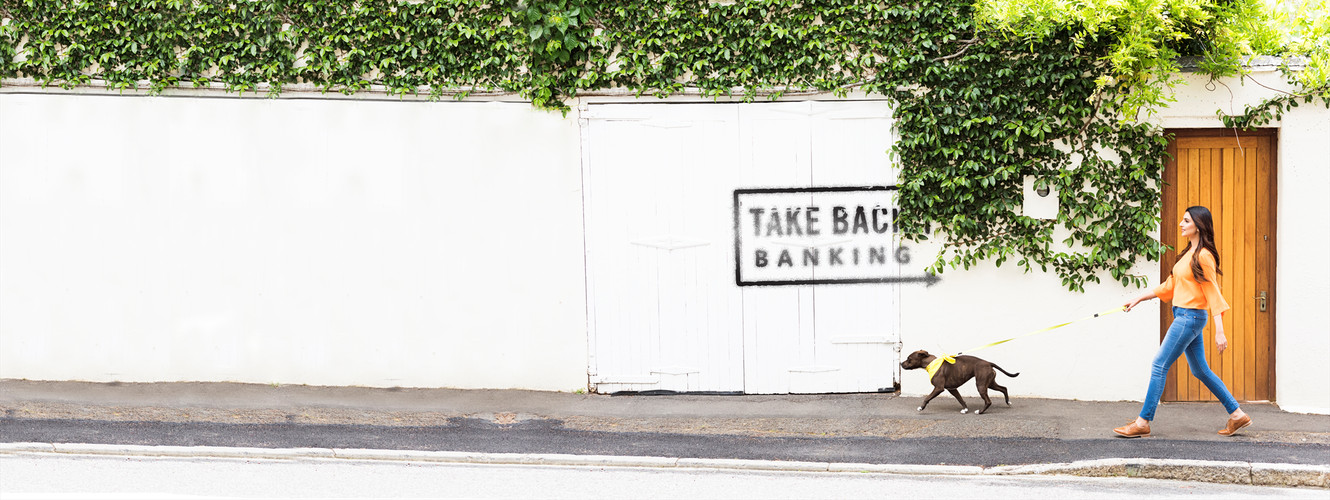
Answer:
[
  {"left": 1121, "top": 291, "right": 1229, "bottom": 354},
  {"left": 1123, "top": 290, "right": 1157, "bottom": 313}
]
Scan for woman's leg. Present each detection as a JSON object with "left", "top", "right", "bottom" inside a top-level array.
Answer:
[
  {"left": 1182, "top": 320, "right": 1241, "bottom": 414},
  {"left": 1139, "top": 309, "right": 1202, "bottom": 421}
]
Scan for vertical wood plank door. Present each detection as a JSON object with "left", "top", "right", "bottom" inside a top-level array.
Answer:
[{"left": 1161, "top": 130, "right": 1276, "bottom": 402}]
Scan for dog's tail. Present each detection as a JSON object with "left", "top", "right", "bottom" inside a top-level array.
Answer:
[{"left": 993, "top": 364, "right": 1020, "bottom": 377}]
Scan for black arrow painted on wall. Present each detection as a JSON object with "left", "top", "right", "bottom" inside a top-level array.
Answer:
[{"left": 736, "top": 273, "right": 942, "bottom": 287}]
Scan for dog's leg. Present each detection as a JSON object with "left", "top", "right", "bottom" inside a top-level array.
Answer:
[
  {"left": 990, "top": 381, "right": 1011, "bottom": 406},
  {"left": 975, "top": 385, "right": 993, "bottom": 414},
  {"left": 975, "top": 373, "right": 995, "bottom": 414},
  {"left": 918, "top": 386, "right": 945, "bottom": 412},
  {"left": 946, "top": 388, "right": 969, "bottom": 414}
]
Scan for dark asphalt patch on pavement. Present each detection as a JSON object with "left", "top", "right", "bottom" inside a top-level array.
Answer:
[{"left": 4, "top": 417, "right": 1329, "bottom": 467}]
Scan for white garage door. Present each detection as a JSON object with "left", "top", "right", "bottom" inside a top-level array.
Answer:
[{"left": 582, "top": 101, "right": 900, "bottom": 394}]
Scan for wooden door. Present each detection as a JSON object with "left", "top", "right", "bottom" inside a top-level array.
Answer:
[{"left": 1161, "top": 130, "right": 1276, "bottom": 402}]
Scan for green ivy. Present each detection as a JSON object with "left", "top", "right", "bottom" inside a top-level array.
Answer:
[
  {"left": 584, "top": 1, "right": 880, "bottom": 100},
  {"left": 2, "top": 0, "right": 1208, "bottom": 291},
  {"left": 975, "top": 0, "right": 1330, "bottom": 127},
  {"left": 517, "top": 0, "right": 592, "bottom": 110},
  {"left": 1, "top": 1, "right": 525, "bottom": 97},
  {"left": 1221, "top": 88, "right": 1327, "bottom": 129},
  {"left": 885, "top": 30, "right": 1169, "bottom": 291}
]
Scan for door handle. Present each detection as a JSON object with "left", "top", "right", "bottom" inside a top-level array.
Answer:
[{"left": 1257, "top": 291, "right": 1267, "bottom": 312}]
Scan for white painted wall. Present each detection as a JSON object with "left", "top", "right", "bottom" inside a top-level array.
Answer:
[
  {"left": 1270, "top": 104, "right": 1330, "bottom": 415},
  {"left": 2, "top": 74, "right": 1325, "bottom": 414},
  {"left": 0, "top": 93, "right": 589, "bottom": 391}
]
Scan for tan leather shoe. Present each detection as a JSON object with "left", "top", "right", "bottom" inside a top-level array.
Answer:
[
  {"left": 1113, "top": 420, "right": 1150, "bottom": 438},
  {"left": 1219, "top": 414, "right": 1251, "bottom": 436}
]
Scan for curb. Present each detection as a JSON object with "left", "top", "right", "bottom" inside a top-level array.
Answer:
[
  {"left": 1, "top": 443, "right": 1325, "bottom": 488},
  {"left": 988, "top": 458, "right": 1330, "bottom": 487}
]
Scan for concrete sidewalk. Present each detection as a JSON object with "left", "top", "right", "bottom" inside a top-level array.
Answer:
[{"left": 2, "top": 380, "right": 1328, "bottom": 487}]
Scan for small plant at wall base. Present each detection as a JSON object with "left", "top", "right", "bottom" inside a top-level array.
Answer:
[{"left": 2, "top": 0, "right": 1323, "bottom": 292}]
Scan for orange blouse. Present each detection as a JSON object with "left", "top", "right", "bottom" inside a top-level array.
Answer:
[{"left": 1154, "top": 247, "right": 1230, "bottom": 319}]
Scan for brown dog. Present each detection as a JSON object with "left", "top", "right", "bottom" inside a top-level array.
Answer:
[{"left": 900, "top": 349, "right": 1020, "bottom": 414}]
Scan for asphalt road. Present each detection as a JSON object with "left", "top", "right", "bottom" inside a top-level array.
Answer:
[
  {"left": 4, "top": 416, "right": 1328, "bottom": 467},
  {"left": 3, "top": 453, "right": 1320, "bottom": 499}
]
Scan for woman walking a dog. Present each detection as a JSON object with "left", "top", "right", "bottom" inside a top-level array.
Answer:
[{"left": 1115, "top": 206, "right": 1251, "bottom": 438}]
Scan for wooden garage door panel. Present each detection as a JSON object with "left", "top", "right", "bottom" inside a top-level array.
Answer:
[{"left": 584, "top": 101, "right": 900, "bottom": 395}]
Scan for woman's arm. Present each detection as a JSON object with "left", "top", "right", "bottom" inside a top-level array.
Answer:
[
  {"left": 1123, "top": 289, "right": 1158, "bottom": 312},
  {"left": 1197, "top": 251, "right": 1231, "bottom": 354}
]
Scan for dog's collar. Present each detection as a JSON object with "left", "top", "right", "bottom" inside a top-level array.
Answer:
[{"left": 925, "top": 355, "right": 956, "bottom": 380}]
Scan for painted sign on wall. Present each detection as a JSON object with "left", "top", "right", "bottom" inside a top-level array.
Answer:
[{"left": 735, "top": 186, "right": 930, "bottom": 286}]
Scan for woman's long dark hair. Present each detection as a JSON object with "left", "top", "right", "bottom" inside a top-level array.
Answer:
[{"left": 1175, "top": 206, "right": 1222, "bottom": 283}]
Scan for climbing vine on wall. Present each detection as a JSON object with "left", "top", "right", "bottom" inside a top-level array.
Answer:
[
  {"left": 975, "top": 0, "right": 1330, "bottom": 126},
  {"left": 0, "top": 1, "right": 526, "bottom": 96},
  {"left": 13, "top": 0, "right": 1310, "bottom": 292},
  {"left": 578, "top": 0, "right": 1169, "bottom": 290}
]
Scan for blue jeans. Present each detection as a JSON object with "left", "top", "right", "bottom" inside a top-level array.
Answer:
[{"left": 1139, "top": 307, "right": 1240, "bottom": 421}]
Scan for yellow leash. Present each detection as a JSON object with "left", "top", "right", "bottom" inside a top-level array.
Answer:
[{"left": 924, "top": 305, "right": 1127, "bottom": 380}]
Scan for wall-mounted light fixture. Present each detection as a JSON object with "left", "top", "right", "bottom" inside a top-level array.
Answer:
[{"left": 1023, "top": 175, "right": 1058, "bottom": 220}]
